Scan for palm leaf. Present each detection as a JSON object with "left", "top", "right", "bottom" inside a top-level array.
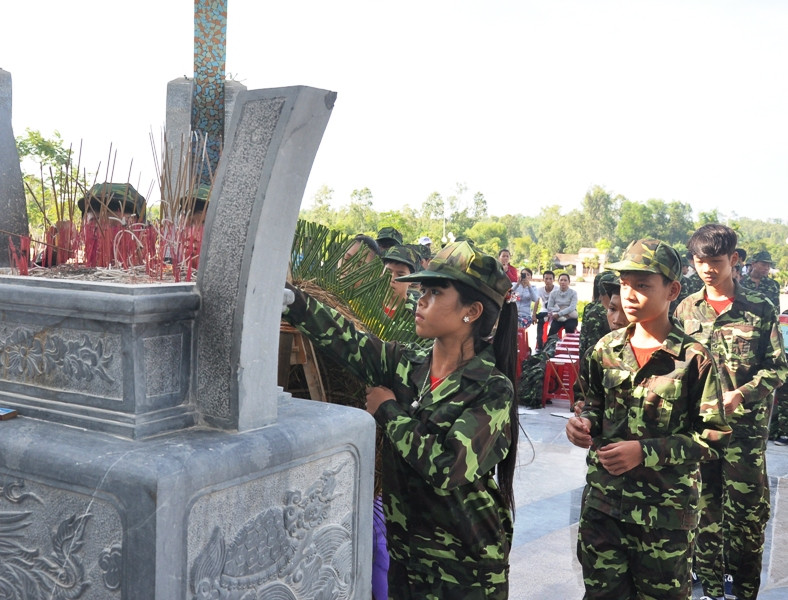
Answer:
[{"left": 290, "top": 220, "right": 428, "bottom": 347}]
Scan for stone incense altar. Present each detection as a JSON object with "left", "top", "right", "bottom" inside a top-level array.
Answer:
[{"left": 0, "top": 79, "right": 374, "bottom": 599}]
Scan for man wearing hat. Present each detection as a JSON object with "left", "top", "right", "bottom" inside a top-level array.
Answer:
[
  {"left": 376, "top": 227, "right": 403, "bottom": 251},
  {"left": 381, "top": 244, "right": 421, "bottom": 316},
  {"left": 567, "top": 238, "right": 731, "bottom": 600},
  {"left": 674, "top": 225, "right": 787, "bottom": 600},
  {"left": 578, "top": 271, "right": 616, "bottom": 362},
  {"left": 741, "top": 250, "right": 781, "bottom": 311}
]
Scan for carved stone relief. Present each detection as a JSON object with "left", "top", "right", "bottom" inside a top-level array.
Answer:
[
  {"left": 0, "top": 325, "right": 121, "bottom": 398},
  {"left": 0, "top": 477, "right": 123, "bottom": 599},
  {"left": 188, "top": 453, "right": 358, "bottom": 600},
  {"left": 143, "top": 333, "right": 183, "bottom": 399}
]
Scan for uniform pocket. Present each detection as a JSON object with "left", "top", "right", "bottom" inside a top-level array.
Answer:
[
  {"left": 602, "top": 369, "right": 631, "bottom": 423},
  {"left": 641, "top": 375, "right": 682, "bottom": 431}
]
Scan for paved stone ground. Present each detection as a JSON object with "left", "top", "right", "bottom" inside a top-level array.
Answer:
[{"left": 508, "top": 403, "right": 788, "bottom": 599}]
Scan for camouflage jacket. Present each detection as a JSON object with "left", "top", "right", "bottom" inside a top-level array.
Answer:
[
  {"left": 580, "top": 324, "right": 730, "bottom": 530},
  {"left": 579, "top": 301, "right": 610, "bottom": 359},
  {"left": 673, "top": 283, "right": 788, "bottom": 437},
  {"left": 283, "top": 286, "right": 514, "bottom": 577},
  {"left": 740, "top": 274, "right": 781, "bottom": 311},
  {"left": 670, "top": 272, "right": 704, "bottom": 315}
]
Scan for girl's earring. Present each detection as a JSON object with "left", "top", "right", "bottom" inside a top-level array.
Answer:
[{"left": 463, "top": 316, "right": 470, "bottom": 323}]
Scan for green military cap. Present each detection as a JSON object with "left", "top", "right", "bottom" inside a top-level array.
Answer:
[
  {"left": 78, "top": 182, "right": 147, "bottom": 219},
  {"left": 751, "top": 250, "right": 774, "bottom": 265},
  {"left": 601, "top": 276, "right": 621, "bottom": 297},
  {"left": 186, "top": 183, "right": 211, "bottom": 212},
  {"left": 607, "top": 238, "right": 682, "bottom": 282},
  {"left": 383, "top": 244, "right": 420, "bottom": 273},
  {"left": 411, "top": 243, "right": 431, "bottom": 263},
  {"left": 376, "top": 226, "right": 403, "bottom": 246},
  {"left": 396, "top": 240, "right": 510, "bottom": 307},
  {"left": 596, "top": 271, "right": 618, "bottom": 297}
]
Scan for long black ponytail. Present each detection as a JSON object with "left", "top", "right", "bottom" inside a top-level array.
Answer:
[{"left": 454, "top": 280, "right": 519, "bottom": 513}]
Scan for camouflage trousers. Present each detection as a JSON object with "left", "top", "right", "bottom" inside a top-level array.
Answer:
[
  {"left": 387, "top": 558, "right": 508, "bottom": 600},
  {"left": 769, "top": 385, "right": 788, "bottom": 438},
  {"left": 577, "top": 505, "right": 694, "bottom": 599},
  {"left": 694, "top": 432, "right": 770, "bottom": 600}
]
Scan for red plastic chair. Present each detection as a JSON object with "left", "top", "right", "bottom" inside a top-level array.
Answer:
[{"left": 542, "top": 332, "right": 581, "bottom": 407}]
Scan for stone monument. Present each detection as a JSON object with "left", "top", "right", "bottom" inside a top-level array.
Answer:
[
  {"left": 0, "top": 82, "right": 375, "bottom": 599},
  {"left": 0, "top": 68, "right": 30, "bottom": 268}
]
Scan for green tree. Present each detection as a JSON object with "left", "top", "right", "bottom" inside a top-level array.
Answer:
[
  {"left": 696, "top": 210, "right": 719, "bottom": 227},
  {"left": 615, "top": 200, "right": 652, "bottom": 246},
  {"left": 301, "top": 184, "right": 335, "bottom": 228},
  {"left": 15, "top": 129, "right": 86, "bottom": 235},
  {"left": 580, "top": 185, "right": 618, "bottom": 245},
  {"left": 465, "top": 221, "right": 507, "bottom": 256},
  {"left": 663, "top": 201, "right": 694, "bottom": 245}
]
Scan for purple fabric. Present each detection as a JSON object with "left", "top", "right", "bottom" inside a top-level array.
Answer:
[{"left": 372, "top": 496, "right": 389, "bottom": 600}]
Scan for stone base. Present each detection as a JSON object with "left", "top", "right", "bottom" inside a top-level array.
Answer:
[{"left": 0, "top": 395, "right": 374, "bottom": 599}]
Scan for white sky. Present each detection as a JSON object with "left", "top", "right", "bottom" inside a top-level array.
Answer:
[{"left": 3, "top": 0, "right": 787, "bottom": 221}]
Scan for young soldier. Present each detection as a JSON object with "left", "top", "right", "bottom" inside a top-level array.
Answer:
[
  {"left": 566, "top": 238, "right": 730, "bottom": 599},
  {"left": 381, "top": 245, "right": 421, "bottom": 316},
  {"left": 740, "top": 250, "right": 781, "bottom": 312},
  {"left": 573, "top": 275, "right": 629, "bottom": 415},
  {"left": 674, "top": 224, "right": 788, "bottom": 600},
  {"left": 579, "top": 271, "right": 616, "bottom": 360}
]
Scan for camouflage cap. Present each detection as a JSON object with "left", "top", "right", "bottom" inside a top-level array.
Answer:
[
  {"left": 78, "top": 182, "right": 147, "bottom": 219},
  {"left": 376, "top": 226, "right": 403, "bottom": 245},
  {"left": 607, "top": 239, "right": 682, "bottom": 282},
  {"left": 751, "top": 250, "right": 774, "bottom": 265},
  {"left": 383, "top": 244, "right": 420, "bottom": 273},
  {"left": 600, "top": 276, "right": 621, "bottom": 297},
  {"left": 408, "top": 243, "right": 431, "bottom": 263},
  {"left": 395, "top": 240, "right": 511, "bottom": 307},
  {"left": 184, "top": 183, "right": 211, "bottom": 212},
  {"left": 596, "top": 271, "right": 618, "bottom": 296}
]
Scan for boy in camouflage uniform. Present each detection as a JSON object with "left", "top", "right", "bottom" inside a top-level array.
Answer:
[
  {"left": 674, "top": 225, "right": 788, "bottom": 600},
  {"left": 284, "top": 241, "right": 519, "bottom": 599},
  {"left": 740, "top": 250, "right": 781, "bottom": 312},
  {"left": 566, "top": 239, "right": 731, "bottom": 599},
  {"left": 382, "top": 245, "right": 421, "bottom": 315},
  {"left": 579, "top": 271, "right": 615, "bottom": 360}
]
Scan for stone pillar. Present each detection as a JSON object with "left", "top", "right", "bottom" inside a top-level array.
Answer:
[
  {"left": 196, "top": 86, "right": 336, "bottom": 432},
  {"left": 0, "top": 69, "right": 30, "bottom": 267},
  {"left": 164, "top": 77, "right": 246, "bottom": 196}
]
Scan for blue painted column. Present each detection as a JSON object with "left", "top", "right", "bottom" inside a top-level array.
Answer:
[{"left": 193, "top": 0, "right": 227, "bottom": 184}]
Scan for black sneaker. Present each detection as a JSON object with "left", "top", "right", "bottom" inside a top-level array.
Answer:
[{"left": 774, "top": 436, "right": 788, "bottom": 446}]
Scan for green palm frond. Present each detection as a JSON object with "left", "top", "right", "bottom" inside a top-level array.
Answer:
[{"left": 290, "top": 220, "right": 428, "bottom": 347}]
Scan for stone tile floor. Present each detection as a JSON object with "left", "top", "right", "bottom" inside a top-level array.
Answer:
[{"left": 509, "top": 402, "right": 788, "bottom": 599}]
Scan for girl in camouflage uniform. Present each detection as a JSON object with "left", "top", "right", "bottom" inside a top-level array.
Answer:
[{"left": 283, "top": 241, "right": 519, "bottom": 599}]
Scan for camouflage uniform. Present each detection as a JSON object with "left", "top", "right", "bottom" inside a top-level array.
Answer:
[
  {"left": 284, "top": 241, "right": 515, "bottom": 599},
  {"left": 674, "top": 283, "right": 788, "bottom": 600},
  {"left": 740, "top": 273, "right": 781, "bottom": 313},
  {"left": 579, "top": 300, "right": 610, "bottom": 359},
  {"left": 577, "top": 323, "right": 730, "bottom": 599},
  {"left": 670, "top": 271, "right": 704, "bottom": 316}
]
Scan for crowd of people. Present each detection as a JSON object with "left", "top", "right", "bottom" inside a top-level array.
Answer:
[{"left": 283, "top": 222, "right": 787, "bottom": 599}]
